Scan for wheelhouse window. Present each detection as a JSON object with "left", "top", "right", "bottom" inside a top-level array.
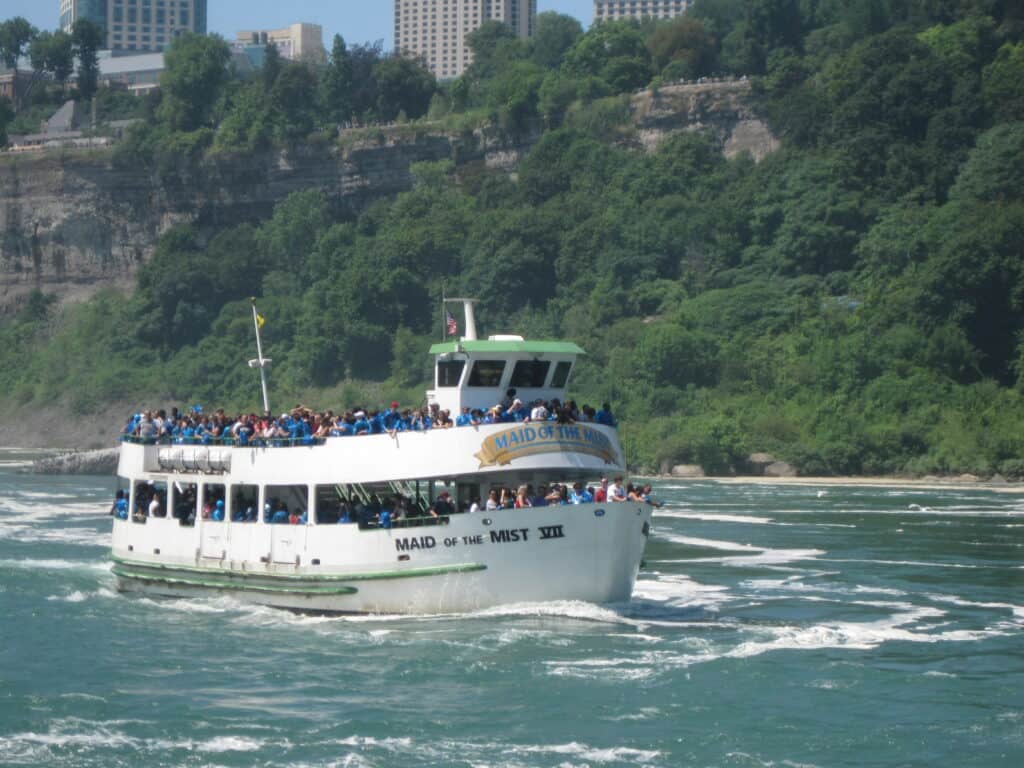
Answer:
[
  {"left": 436, "top": 360, "right": 465, "bottom": 387},
  {"left": 510, "top": 360, "right": 550, "bottom": 388},
  {"left": 551, "top": 361, "right": 573, "bottom": 388},
  {"left": 468, "top": 360, "right": 506, "bottom": 387}
]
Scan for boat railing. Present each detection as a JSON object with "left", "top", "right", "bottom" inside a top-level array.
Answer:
[
  {"left": 360, "top": 515, "right": 450, "bottom": 530},
  {"left": 121, "top": 435, "right": 327, "bottom": 448}
]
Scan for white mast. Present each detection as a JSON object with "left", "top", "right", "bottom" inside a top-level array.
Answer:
[
  {"left": 248, "top": 298, "right": 272, "bottom": 414},
  {"left": 443, "top": 297, "right": 479, "bottom": 341}
]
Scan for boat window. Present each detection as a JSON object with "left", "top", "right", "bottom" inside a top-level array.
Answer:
[
  {"left": 231, "top": 484, "right": 259, "bottom": 523},
  {"left": 172, "top": 481, "right": 197, "bottom": 527},
  {"left": 510, "top": 360, "right": 550, "bottom": 388},
  {"left": 265, "top": 485, "right": 309, "bottom": 524},
  {"left": 468, "top": 360, "right": 506, "bottom": 387},
  {"left": 436, "top": 360, "right": 466, "bottom": 387},
  {"left": 201, "top": 483, "right": 226, "bottom": 522},
  {"left": 550, "top": 360, "right": 572, "bottom": 388},
  {"left": 315, "top": 484, "right": 352, "bottom": 524},
  {"left": 132, "top": 480, "right": 167, "bottom": 523}
]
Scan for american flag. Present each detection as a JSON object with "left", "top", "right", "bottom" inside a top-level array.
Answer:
[{"left": 446, "top": 309, "right": 458, "bottom": 336}]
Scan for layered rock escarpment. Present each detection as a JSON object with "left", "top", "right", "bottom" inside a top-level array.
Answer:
[{"left": 0, "top": 80, "right": 774, "bottom": 316}]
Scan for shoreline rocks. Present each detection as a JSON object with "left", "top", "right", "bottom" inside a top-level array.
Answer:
[{"left": 30, "top": 448, "right": 118, "bottom": 476}]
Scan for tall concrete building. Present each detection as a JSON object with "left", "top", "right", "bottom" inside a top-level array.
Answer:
[
  {"left": 60, "top": 0, "right": 208, "bottom": 53},
  {"left": 394, "top": 0, "right": 537, "bottom": 80},
  {"left": 594, "top": 0, "right": 693, "bottom": 23}
]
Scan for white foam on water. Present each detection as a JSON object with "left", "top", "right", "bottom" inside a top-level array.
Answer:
[
  {"left": 196, "top": 735, "right": 264, "bottom": 752},
  {"left": 506, "top": 741, "right": 662, "bottom": 763},
  {"left": 923, "top": 670, "right": 958, "bottom": 678},
  {"left": 47, "top": 590, "right": 89, "bottom": 603},
  {"left": 657, "top": 532, "right": 763, "bottom": 551},
  {"left": 654, "top": 510, "right": 775, "bottom": 525},
  {"left": 924, "top": 593, "right": 1024, "bottom": 619},
  {"left": 473, "top": 599, "right": 633, "bottom": 625},
  {"left": 822, "top": 557, "right": 994, "bottom": 570},
  {"left": 0, "top": 557, "right": 109, "bottom": 572}
]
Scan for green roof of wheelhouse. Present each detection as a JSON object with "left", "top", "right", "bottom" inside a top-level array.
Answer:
[{"left": 428, "top": 340, "right": 586, "bottom": 355}]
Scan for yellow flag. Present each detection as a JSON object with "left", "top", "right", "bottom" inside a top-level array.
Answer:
[{"left": 256, "top": 313, "right": 265, "bottom": 329}]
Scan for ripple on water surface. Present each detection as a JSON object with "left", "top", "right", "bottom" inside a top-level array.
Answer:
[{"left": 1, "top": 474, "right": 1023, "bottom": 767}]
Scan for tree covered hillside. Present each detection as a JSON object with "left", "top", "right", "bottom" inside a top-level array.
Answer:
[{"left": 2, "top": 0, "right": 1024, "bottom": 475}]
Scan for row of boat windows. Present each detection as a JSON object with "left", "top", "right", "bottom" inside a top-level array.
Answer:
[
  {"left": 437, "top": 359, "right": 571, "bottom": 388},
  {"left": 117, "top": 479, "right": 494, "bottom": 528}
]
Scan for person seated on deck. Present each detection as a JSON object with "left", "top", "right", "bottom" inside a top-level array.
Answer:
[
  {"left": 608, "top": 476, "right": 627, "bottom": 503},
  {"left": 434, "top": 409, "right": 453, "bottom": 429},
  {"left": 530, "top": 399, "right": 549, "bottom": 422},
  {"left": 409, "top": 409, "right": 431, "bottom": 431},
  {"left": 110, "top": 490, "right": 129, "bottom": 520},
  {"left": 641, "top": 484, "right": 662, "bottom": 507},
  {"left": 506, "top": 399, "right": 529, "bottom": 423},
  {"left": 627, "top": 484, "right": 646, "bottom": 502},
  {"left": 514, "top": 485, "right": 532, "bottom": 509},
  {"left": 212, "top": 499, "right": 225, "bottom": 521},
  {"left": 382, "top": 402, "right": 403, "bottom": 433},
  {"left": 595, "top": 403, "right": 616, "bottom": 427},
  {"left": 570, "top": 482, "right": 594, "bottom": 504},
  {"left": 594, "top": 478, "right": 609, "bottom": 502},
  {"left": 352, "top": 411, "right": 372, "bottom": 435},
  {"left": 430, "top": 490, "right": 455, "bottom": 518},
  {"left": 485, "top": 489, "right": 500, "bottom": 511},
  {"left": 270, "top": 502, "right": 290, "bottom": 524},
  {"left": 288, "top": 507, "right": 302, "bottom": 525},
  {"left": 148, "top": 492, "right": 165, "bottom": 518},
  {"left": 378, "top": 506, "right": 393, "bottom": 529},
  {"left": 455, "top": 406, "right": 474, "bottom": 427}
]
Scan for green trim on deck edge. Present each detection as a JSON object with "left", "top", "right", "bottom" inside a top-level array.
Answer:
[
  {"left": 428, "top": 340, "right": 586, "bottom": 355},
  {"left": 111, "top": 565, "right": 359, "bottom": 595}
]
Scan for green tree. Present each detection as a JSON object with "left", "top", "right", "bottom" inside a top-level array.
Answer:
[
  {"left": 320, "top": 34, "right": 354, "bottom": 123},
  {"left": 268, "top": 62, "right": 318, "bottom": 141},
  {"left": 0, "top": 17, "right": 36, "bottom": 70},
  {"left": 373, "top": 55, "right": 436, "bottom": 121},
  {"left": 982, "top": 42, "right": 1024, "bottom": 123},
  {"left": 530, "top": 12, "right": 583, "bottom": 70},
  {"left": 157, "top": 33, "right": 232, "bottom": 131},
  {"left": 71, "top": 19, "right": 105, "bottom": 101},
  {"left": 648, "top": 16, "right": 717, "bottom": 79},
  {"left": 29, "top": 30, "right": 75, "bottom": 91},
  {"left": 261, "top": 42, "right": 282, "bottom": 91},
  {"left": 562, "top": 20, "right": 653, "bottom": 92}
]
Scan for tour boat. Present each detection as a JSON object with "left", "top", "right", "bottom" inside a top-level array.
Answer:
[{"left": 110, "top": 300, "right": 653, "bottom": 614}]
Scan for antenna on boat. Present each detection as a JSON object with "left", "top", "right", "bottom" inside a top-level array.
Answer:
[
  {"left": 248, "top": 298, "right": 272, "bottom": 414},
  {"left": 442, "top": 296, "right": 479, "bottom": 341}
]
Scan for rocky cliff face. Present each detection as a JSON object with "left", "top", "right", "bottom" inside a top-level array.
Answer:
[{"left": 0, "top": 80, "right": 774, "bottom": 316}]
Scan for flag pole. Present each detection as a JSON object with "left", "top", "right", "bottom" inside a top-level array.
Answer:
[
  {"left": 248, "top": 298, "right": 271, "bottom": 415},
  {"left": 441, "top": 283, "right": 446, "bottom": 342}
]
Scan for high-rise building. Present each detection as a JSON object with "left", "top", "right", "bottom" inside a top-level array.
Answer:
[
  {"left": 593, "top": 0, "right": 693, "bottom": 23},
  {"left": 394, "top": 0, "right": 537, "bottom": 80},
  {"left": 60, "top": 0, "right": 208, "bottom": 53}
]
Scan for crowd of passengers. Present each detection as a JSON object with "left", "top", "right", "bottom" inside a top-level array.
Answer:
[
  {"left": 112, "top": 477, "right": 659, "bottom": 527},
  {"left": 122, "top": 392, "right": 616, "bottom": 445}
]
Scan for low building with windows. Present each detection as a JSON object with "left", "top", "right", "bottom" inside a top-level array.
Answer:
[
  {"left": 234, "top": 23, "right": 326, "bottom": 65},
  {"left": 60, "top": 0, "right": 208, "bottom": 53},
  {"left": 593, "top": 0, "right": 692, "bottom": 22}
]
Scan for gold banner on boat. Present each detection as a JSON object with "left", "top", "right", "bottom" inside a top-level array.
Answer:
[{"left": 474, "top": 424, "right": 618, "bottom": 468}]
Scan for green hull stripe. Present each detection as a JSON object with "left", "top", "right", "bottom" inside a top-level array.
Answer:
[
  {"left": 110, "top": 556, "right": 487, "bottom": 583},
  {"left": 112, "top": 565, "right": 359, "bottom": 595}
]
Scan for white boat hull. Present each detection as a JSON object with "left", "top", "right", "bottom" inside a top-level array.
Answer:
[{"left": 112, "top": 502, "right": 652, "bottom": 614}]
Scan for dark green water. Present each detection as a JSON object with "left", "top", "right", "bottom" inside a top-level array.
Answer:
[{"left": 1, "top": 451, "right": 1022, "bottom": 767}]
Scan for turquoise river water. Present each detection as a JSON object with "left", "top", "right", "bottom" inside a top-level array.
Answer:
[{"left": 0, "top": 449, "right": 1022, "bottom": 767}]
